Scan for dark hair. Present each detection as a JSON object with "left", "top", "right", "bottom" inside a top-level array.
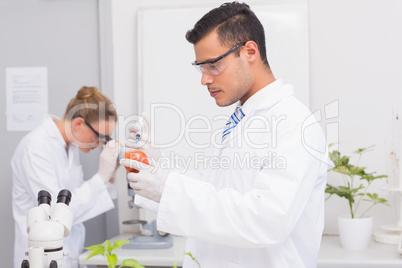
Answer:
[
  {"left": 64, "top": 86, "right": 117, "bottom": 124},
  {"left": 185, "top": 1, "right": 269, "bottom": 67}
]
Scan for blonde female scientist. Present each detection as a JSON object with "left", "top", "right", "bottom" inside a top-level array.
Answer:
[{"left": 12, "top": 86, "right": 120, "bottom": 268}]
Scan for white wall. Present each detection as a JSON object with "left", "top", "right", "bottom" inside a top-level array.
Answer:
[
  {"left": 309, "top": 0, "right": 402, "bottom": 233},
  {"left": 110, "top": 0, "right": 402, "bottom": 234}
]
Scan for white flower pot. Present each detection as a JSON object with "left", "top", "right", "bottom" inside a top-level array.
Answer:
[{"left": 338, "top": 215, "right": 373, "bottom": 250}]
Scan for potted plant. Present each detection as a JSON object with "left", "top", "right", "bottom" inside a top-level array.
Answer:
[{"left": 326, "top": 145, "right": 390, "bottom": 250}]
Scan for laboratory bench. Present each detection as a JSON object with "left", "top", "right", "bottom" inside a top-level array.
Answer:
[
  {"left": 79, "top": 234, "right": 402, "bottom": 268},
  {"left": 317, "top": 235, "right": 402, "bottom": 268}
]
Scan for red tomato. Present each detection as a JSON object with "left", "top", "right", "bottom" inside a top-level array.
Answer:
[{"left": 123, "top": 151, "right": 149, "bottom": 173}]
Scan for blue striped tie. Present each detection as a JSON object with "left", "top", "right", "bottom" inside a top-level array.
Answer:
[{"left": 222, "top": 106, "right": 245, "bottom": 142}]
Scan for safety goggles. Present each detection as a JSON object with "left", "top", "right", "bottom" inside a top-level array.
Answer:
[
  {"left": 191, "top": 42, "right": 246, "bottom": 76},
  {"left": 72, "top": 115, "right": 112, "bottom": 145}
]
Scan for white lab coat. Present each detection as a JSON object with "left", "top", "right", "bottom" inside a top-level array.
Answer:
[
  {"left": 12, "top": 115, "right": 115, "bottom": 268},
  {"left": 142, "top": 80, "right": 328, "bottom": 268}
]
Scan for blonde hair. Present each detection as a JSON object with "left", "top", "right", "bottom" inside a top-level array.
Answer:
[{"left": 64, "top": 86, "right": 117, "bottom": 123}]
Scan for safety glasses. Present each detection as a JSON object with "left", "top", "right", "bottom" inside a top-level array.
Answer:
[
  {"left": 191, "top": 42, "right": 246, "bottom": 76},
  {"left": 72, "top": 115, "right": 112, "bottom": 145}
]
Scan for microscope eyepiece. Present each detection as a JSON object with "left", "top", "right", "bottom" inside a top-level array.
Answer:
[
  {"left": 57, "top": 189, "right": 72, "bottom": 206},
  {"left": 37, "top": 190, "right": 52, "bottom": 206}
]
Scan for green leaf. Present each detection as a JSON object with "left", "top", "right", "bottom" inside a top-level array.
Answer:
[
  {"left": 84, "top": 244, "right": 105, "bottom": 252},
  {"left": 361, "top": 173, "right": 388, "bottom": 184},
  {"left": 329, "top": 150, "right": 341, "bottom": 166},
  {"left": 338, "top": 155, "right": 350, "bottom": 166},
  {"left": 364, "top": 192, "right": 390, "bottom": 206},
  {"left": 378, "top": 199, "right": 391, "bottom": 206},
  {"left": 104, "top": 240, "right": 112, "bottom": 255},
  {"left": 332, "top": 165, "right": 350, "bottom": 175},
  {"left": 353, "top": 145, "right": 374, "bottom": 155},
  {"left": 119, "top": 259, "right": 145, "bottom": 268},
  {"left": 84, "top": 250, "right": 104, "bottom": 261},
  {"left": 112, "top": 239, "right": 129, "bottom": 251},
  {"left": 331, "top": 164, "right": 366, "bottom": 178},
  {"left": 328, "top": 143, "right": 337, "bottom": 148},
  {"left": 83, "top": 245, "right": 105, "bottom": 261},
  {"left": 325, "top": 184, "right": 366, "bottom": 207},
  {"left": 107, "top": 254, "right": 117, "bottom": 268},
  {"left": 348, "top": 166, "right": 366, "bottom": 176}
]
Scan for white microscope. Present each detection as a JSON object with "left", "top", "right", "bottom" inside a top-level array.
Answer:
[{"left": 21, "top": 189, "right": 73, "bottom": 268}]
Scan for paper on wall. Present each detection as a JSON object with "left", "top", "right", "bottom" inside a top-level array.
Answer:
[{"left": 5, "top": 67, "right": 48, "bottom": 131}]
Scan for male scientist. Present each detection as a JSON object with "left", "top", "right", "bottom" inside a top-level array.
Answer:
[{"left": 120, "top": 2, "right": 327, "bottom": 267}]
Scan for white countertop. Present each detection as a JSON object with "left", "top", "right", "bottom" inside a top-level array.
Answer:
[
  {"left": 317, "top": 235, "right": 402, "bottom": 268},
  {"left": 79, "top": 234, "right": 402, "bottom": 267}
]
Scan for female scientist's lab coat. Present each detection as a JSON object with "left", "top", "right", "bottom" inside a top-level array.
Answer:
[
  {"left": 12, "top": 115, "right": 115, "bottom": 268},
  {"left": 153, "top": 79, "right": 328, "bottom": 268}
]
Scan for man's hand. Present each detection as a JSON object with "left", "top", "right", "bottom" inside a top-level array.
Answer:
[{"left": 120, "top": 158, "right": 169, "bottom": 203}]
